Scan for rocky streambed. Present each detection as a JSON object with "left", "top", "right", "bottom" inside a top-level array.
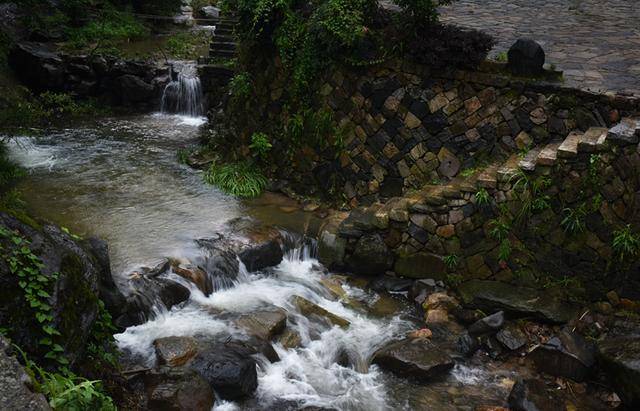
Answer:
[{"left": 4, "top": 114, "right": 639, "bottom": 410}]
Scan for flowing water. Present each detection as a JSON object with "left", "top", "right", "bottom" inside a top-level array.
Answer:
[
  {"left": 6, "top": 112, "right": 517, "bottom": 410},
  {"left": 161, "top": 62, "right": 205, "bottom": 117}
]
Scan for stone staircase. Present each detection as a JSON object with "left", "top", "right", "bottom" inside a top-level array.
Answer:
[
  {"left": 208, "top": 16, "right": 239, "bottom": 60},
  {"left": 418, "top": 118, "right": 639, "bottom": 199}
]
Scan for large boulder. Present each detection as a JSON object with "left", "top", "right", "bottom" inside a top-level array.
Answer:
[
  {"left": 468, "top": 311, "right": 505, "bottom": 337},
  {"left": 346, "top": 234, "right": 393, "bottom": 275},
  {"left": 143, "top": 367, "right": 215, "bottom": 411},
  {"left": 115, "top": 74, "right": 156, "bottom": 103},
  {"left": 457, "top": 280, "right": 579, "bottom": 323},
  {"left": 372, "top": 337, "right": 454, "bottom": 381},
  {"left": 236, "top": 308, "right": 287, "bottom": 340},
  {"left": 227, "top": 219, "right": 284, "bottom": 272},
  {"left": 121, "top": 275, "right": 190, "bottom": 327},
  {"left": 394, "top": 252, "right": 447, "bottom": 280},
  {"left": 0, "top": 212, "right": 112, "bottom": 365},
  {"left": 507, "top": 38, "right": 545, "bottom": 76},
  {"left": 598, "top": 335, "right": 640, "bottom": 407},
  {"left": 529, "top": 330, "right": 595, "bottom": 382},
  {"left": 194, "top": 238, "right": 240, "bottom": 292},
  {"left": 318, "top": 213, "right": 348, "bottom": 269},
  {"left": 0, "top": 337, "right": 50, "bottom": 411},
  {"left": 291, "top": 295, "right": 350, "bottom": 328},
  {"left": 8, "top": 42, "right": 65, "bottom": 91},
  {"left": 154, "top": 336, "right": 199, "bottom": 367},
  {"left": 189, "top": 342, "right": 258, "bottom": 400}
]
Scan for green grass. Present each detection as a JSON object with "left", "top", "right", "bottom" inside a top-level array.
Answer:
[{"left": 203, "top": 161, "right": 267, "bottom": 197}]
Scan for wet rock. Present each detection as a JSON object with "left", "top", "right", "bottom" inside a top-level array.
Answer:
[
  {"left": 143, "top": 367, "right": 214, "bottom": 411},
  {"left": 8, "top": 42, "right": 64, "bottom": 92},
  {"left": 607, "top": 118, "right": 640, "bottom": 145},
  {"left": 529, "top": 330, "right": 595, "bottom": 382},
  {"left": 598, "top": 335, "right": 640, "bottom": 407},
  {"left": 457, "top": 280, "right": 579, "bottom": 323},
  {"left": 394, "top": 253, "right": 447, "bottom": 280},
  {"left": 236, "top": 308, "right": 287, "bottom": 341},
  {"left": 456, "top": 332, "right": 480, "bottom": 357},
  {"left": 370, "top": 275, "right": 413, "bottom": 293},
  {"left": 125, "top": 275, "right": 191, "bottom": 325},
  {"left": 292, "top": 295, "right": 350, "bottom": 328},
  {"left": 408, "top": 278, "right": 441, "bottom": 302},
  {"left": 115, "top": 74, "right": 155, "bottom": 103},
  {"left": 507, "top": 39, "right": 545, "bottom": 76},
  {"left": 201, "top": 6, "right": 220, "bottom": 18},
  {"left": 171, "top": 262, "right": 211, "bottom": 295},
  {"left": 346, "top": 234, "right": 393, "bottom": 276},
  {"left": 0, "top": 337, "right": 50, "bottom": 410},
  {"left": 226, "top": 218, "right": 284, "bottom": 272},
  {"left": 496, "top": 324, "right": 528, "bottom": 351},
  {"left": 189, "top": 342, "right": 258, "bottom": 400},
  {"left": 194, "top": 240, "right": 239, "bottom": 291},
  {"left": 142, "top": 258, "right": 171, "bottom": 277},
  {"left": 277, "top": 328, "right": 302, "bottom": 349},
  {"left": 468, "top": 311, "right": 505, "bottom": 337},
  {"left": 338, "top": 207, "right": 378, "bottom": 237},
  {"left": 508, "top": 379, "right": 563, "bottom": 411},
  {"left": 0, "top": 213, "right": 105, "bottom": 366},
  {"left": 318, "top": 213, "right": 348, "bottom": 269},
  {"left": 154, "top": 336, "right": 198, "bottom": 367},
  {"left": 372, "top": 338, "right": 454, "bottom": 382}
]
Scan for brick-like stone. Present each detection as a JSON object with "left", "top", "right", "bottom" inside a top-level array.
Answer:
[
  {"left": 436, "top": 224, "right": 455, "bottom": 238},
  {"left": 464, "top": 96, "right": 482, "bottom": 114},
  {"left": 404, "top": 112, "right": 422, "bottom": 129}
]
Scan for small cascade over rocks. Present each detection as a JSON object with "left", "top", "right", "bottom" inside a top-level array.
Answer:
[{"left": 161, "top": 61, "right": 204, "bottom": 117}]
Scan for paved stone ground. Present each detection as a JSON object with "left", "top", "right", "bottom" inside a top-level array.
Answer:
[{"left": 438, "top": 0, "right": 640, "bottom": 96}]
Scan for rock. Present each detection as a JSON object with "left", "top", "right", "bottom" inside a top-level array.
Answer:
[
  {"left": 607, "top": 118, "right": 640, "bottom": 146},
  {"left": 291, "top": 295, "right": 350, "bottom": 328},
  {"left": 154, "top": 336, "right": 198, "bottom": 367},
  {"left": 115, "top": 74, "right": 156, "bottom": 103},
  {"left": 468, "top": 311, "right": 505, "bottom": 337},
  {"left": 408, "top": 278, "right": 441, "bottom": 303},
  {"left": 236, "top": 309, "right": 287, "bottom": 340},
  {"left": 437, "top": 147, "right": 461, "bottom": 177},
  {"left": 457, "top": 332, "right": 480, "bottom": 357},
  {"left": 189, "top": 342, "right": 258, "bottom": 400},
  {"left": 346, "top": 234, "right": 393, "bottom": 275},
  {"left": 0, "top": 337, "right": 50, "bottom": 410},
  {"left": 507, "top": 39, "right": 545, "bottom": 76},
  {"left": 318, "top": 215, "right": 348, "bottom": 269},
  {"left": 372, "top": 338, "right": 454, "bottom": 381},
  {"left": 201, "top": 6, "right": 220, "bottom": 18},
  {"left": 194, "top": 239, "right": 239, "bottom": 291},
  {"left": 529, "top": 330, "right": 595, "bottom": 382},
  {"left": 370, "top": 276, "right": 413, "bottom": 293},
  {"left": 496, "top": 324, "right": 528, "bottom": 351},
  {"left": 8, "top": 42, "right": 64, "bottom": 92},
  {"left": 394, "top": 253, "right": 447, "bottom": 280},
  {"left": 277, "top": 328, "right": 302, "bottom": 349},
  {"left": 508, "top": 379, "right": 563, "bottom": 411},
  {"left": 143, "top": 367, "right": 215, "bottom": 411},
  {"left": 457, "top": 280, "right": 579, "bottom": 323},
  {"left": 0, "top": 213, "right": 107, "bottom": 366},
  {"left": 124, "top": 276, "right": 191, "bottom": 326},
  {"left": 598, "top": 335, "right": 640, "bottom": 407},
  {"left": 171, "top": 262, "right": 211, "bottom": 295}
]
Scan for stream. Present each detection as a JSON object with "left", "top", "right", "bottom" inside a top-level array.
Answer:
[{"left": 6, "top": 113, "right": 518, "bottom": 410}]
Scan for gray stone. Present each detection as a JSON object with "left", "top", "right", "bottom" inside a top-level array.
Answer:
[
  {"left": 154, "top": 336, "right": 198, "bottom": 367},
  {"left": 468, "top": 311, "right": 505, "bottom": 336},
  {"left": 507, "top": 39, "right": 545, "bottom": 76},
  {"left": 346, "top": 234, "right": 393, "bottom": 275},
  {"left": 236, "top": 309, "right": 287, "bottom": 340},
  {"left": 598, "top": 334, "right": 640, "bottom": 407},
  {"left": 373, "top": 337, "right": 454, "bottom": 381},
  {"left": 394, "top": 253, "right": 447, "bottom": 280},
  {"left": 291, "top": 295, "right": 350, "bottom": 328},
  {"left": 0, "top": 337, "right": 50, "bottom": 411},
  {"left": 529, "top": 330, "right": 595, "bottom": 382},
  {"left": 496, "top": 324, "right": 528, "bottom": 351},
  {"left": 607, "top": 118, "right": 639, "bottom": 145},
  {"left": 508, "top": 379, "right": 563, "bottom": 411}
]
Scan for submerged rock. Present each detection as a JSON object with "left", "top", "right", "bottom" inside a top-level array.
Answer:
[
  {"left": 236, "top": 308, "right": 287, "bottom": 341},
  {"left": 194, "top": 240, "right": 240, "bottom": 291},
  {"left": 372, "top": 337, "right": 454, "bottom": 382},
  {"left": 291, "top": 295, "right": 350, "bottom": 328},
  {"left": 143, "top": 367, "right": 214, "bottom": 411},
  {"left": 154, "top": 336, "right": 198, "bottom": 367},
  {"left": 508, "top": 379, "right": 563, "bottom": 411},
  {"left": 189, "top": 342, "right": 258, "bottom": 400},
  {"left": 598, "top": 335, "right": 640, "bottom": 407},
  {"left": 457, "top": 280, "right": 579, "bottom": 323},
  {"left": 529, "top": 330, "right": 595, "bottom": 382}
]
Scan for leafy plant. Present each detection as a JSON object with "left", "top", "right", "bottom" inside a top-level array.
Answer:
[
  {"left": 495, "top": 51, "right": 507, "bottom": 62},
  {"left": 443, "top": 254, "right": 459, "bottom": 269},
  {"left": 561, "top": 204, "right": 587, "bottom": 234},
  {"left": 229, "top": 72, "right": 252, "bottom": 100},
  {"left": 203, "top": 161, "right": 267, "bottom": 197},
  {"left": 176, "top": 147, "right": 195, "bottom": 165},
  {"left": 612, "top": 225, "right": 640, "bottom": 263},
  {"left": 249, "top": 132, "right": 272, "bottom": 160},
  {"left": 498, "top": 238, "right": 512, "bottom": 262},
  {"left": 474, "top": 188, "right": 490, "bottom": 205},
  {"left": 445, "top": 273, "right": 463, "bottom": 287},
  {"left": 488, "top": 219, "right": 510, "bottom": 242}
]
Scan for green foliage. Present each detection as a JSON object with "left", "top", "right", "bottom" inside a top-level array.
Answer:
[
  {"left": 445, "top": 273, "right": 463, "bottom": 287},
  {"left": 17, "top": 347, "right": 115, "bottom": 411},
  {"left": 393, "top": 0, "right": 452, "bottom": 25},
  {"left": 443, "top": 254, "right": 459, "bottom": 269},
  {"left": 165, "top": 30, "right": 211, "bottom": 59},
  {"left": 495, "top": 51, "right": 508, "bottom": 62},
  {"left": 612, "top": 225, "right": 640, "bottom": 263},
  {"left": 459, "top": 167, "right": 478, "bottom": 178},
  {"left": 203, "top": 161, "right": 267, "bottom": 197},
  {"left": 498, "top": 239, "right": 512, "bottom": 262},
  {"left": 0, "top": 227, "right": 68, "bottom": 367},
  {"left": 561, "top": 204, "right": 587, "bottom": 234},
  {"left": 229, "top": 72, "right": 253, "bottom": 100},
  {"left": 489, "top": 218, "right": 511, "bottom": 262},
  {"left": 64, "top": 7, "right": 149, "bottom": 51},
  {"left": 176, "top": 147, "right": 195, "bottom": 164},
  {"left": 85, "top": 301, "right": 118, "bottom": 368},
  {"left": 474, "top": 188, "right": 490, "bottom": 205},
  {"left": 511, "top": 171, "right": 552, "bottom": 224},
  {"left": 249, "top": 132, "right": 272, "bottom": 160},
  {"left": 588, "top": 153, "right": 601, "bottom": 184}
]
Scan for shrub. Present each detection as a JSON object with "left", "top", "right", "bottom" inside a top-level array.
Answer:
[
  {"left": 249, "top": 132, "right": 272, "bottom": 159},
  {"left": 229, "top": 72, "right": 252, "bottom": 99},
  {"left": 203, "top": 161, "right": 267, "bottom": 197}
]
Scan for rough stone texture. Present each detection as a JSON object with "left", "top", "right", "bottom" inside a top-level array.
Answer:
[
  {"left": 236, "top": 308, "right": 287, "bottom": 340},
  {"left": 143, "top": 367, "right": 215, "bottom": 411},
  {"left": 0, "top": 337, "right": 50, "bottom": 411},
  {"left": 346, "top": 234, "right": 393, "bottom": 275},
  {"left": 598, "top": 335, "right": 640, "bottom": 407},
  {"left": 508, "top": 379, "right": 563, "bottom": 411},
  {"left": 507, "top": 39, "right": 545, "bottom": 76},
  {"left": 529, "top": 330, "right": 596, "bottom": 382},
  {"left": 372, "top": 337, "right": 454, "bottom": 382},
  {"left": 291, "top": 295, "right": 350, "bottom": 328},
  {"left": 440, "top": 0, "right": 640, "bottom": 96},
  {"left": 154, "top": 336, "right": 199, "bottom": 367}
]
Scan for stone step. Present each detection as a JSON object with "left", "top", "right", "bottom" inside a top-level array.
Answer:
[
  {"left": 557, "top": 131, "right": 583, "bottom": 158},
  {"left": 211, "top": 42, "right": 237, "bottom": 51},
  {"left": 209, "top": 49, "right": 236, "bottom": 58},
  {"left": 212, "top": 34, "right": 235, "bottom": 43},
  {"left": 214, "top": 27, "right": 235, "bottom": 35},
  {"left": 497, "top": 154, "right": 520, "bottom": 182},
  {"left": 518, "top": 147, "right": 542, "bottom": 172},
  {"left": 578, "top": 127, "right": 608, "bottom": 153},
  {"left": 607, "top": 117, "right": 640, "bottom": 146},
  {"left": 536, "top": 141, "right": 561, "bottom": 167},
  {"left": 477, "top": 163, "right": 500, "bottom": 189}
]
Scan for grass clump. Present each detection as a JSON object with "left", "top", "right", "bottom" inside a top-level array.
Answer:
[{"left": 204, "top": 161, "right": 267, "bottom": 197}]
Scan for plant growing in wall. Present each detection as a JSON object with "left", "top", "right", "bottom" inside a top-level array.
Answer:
[
  {"left": 612, "top": 225, "right": 640, "bottom": 263},
  {"left": 249, "top": 132, "right": 273, "bottom": 160},
  {"left": 561, "top": 204, "right": 587, "bottom": 235},
  {"left": 443, "top": 254, "right": 459, "bottom": 270}
]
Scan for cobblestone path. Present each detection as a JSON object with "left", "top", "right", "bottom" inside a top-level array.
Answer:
[{"left": 439, "top": 0, "right": 640, "bottom": 96}]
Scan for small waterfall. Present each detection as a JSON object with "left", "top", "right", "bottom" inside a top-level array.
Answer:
[{"left": 161, "top": 62, "right": 204, "bottom": 117}]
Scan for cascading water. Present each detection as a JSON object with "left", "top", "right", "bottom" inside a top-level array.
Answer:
[{"left": 161, "top": 62, "right": 204, "bottom": 117}]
